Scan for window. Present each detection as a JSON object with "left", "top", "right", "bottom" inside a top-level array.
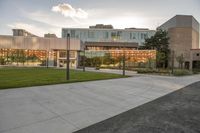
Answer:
[
  {"left": 88, "top": 31, "right": 95, "bottom": 38},
  {"left": 144, "top": 34, "right": 147, "bottom": 39},
  {"left": 132, "top": 33, "right": 136, "bottom": 39},
  {"left": 140, "top": 33, "right": 147, "bottom": 40},
  {"left": 103, "top": 32, "right": 109, "bottom": 39},
  {"left": 141, "top": 33, "right": 144, "bottom": 39},
  {"left": 76, "top": 35, "right": 79, "bottom": 39},
  {"left": 117, "top": 31, "right": 122, "bottom": 38},
  {"left": 70, "top": 30, "right": 75, "bottom": 38},
  {"left": 111, "top": 32, "right": 117, "bottom": 39},
  {"left": 63, "top": 30, "right": 68, "bottom": 37},
  {"left": 111, "top": 31, "right": 121, "bottom": 40}
]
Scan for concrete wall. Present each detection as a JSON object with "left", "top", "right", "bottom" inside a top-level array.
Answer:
[
  {"left": 168, "top": 28, "right": 192, "bottom": 67},
  {"left": 159, "top": 15, "right": 199, "bottom": 32},
  {"left": 190, "top": 49, "right": 200, "bottom": 60},
  {"left": 158, "top": 15, "right": 200, "bottom": 68},
  {"left": 0, "top": 35, "right": 81, "bottom": 51}
]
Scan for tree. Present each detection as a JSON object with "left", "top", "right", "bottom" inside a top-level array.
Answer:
[
  {"left": 176, "top": 54, "right": 184, "bottom": 69},
  {"left": 140, "top": 29, "right": 170, "bottom": 68},
  {"left": 18, "top": 50, "right": 26, "bottom": 66},
  {"left": 156, "top": 51, "right": 167, "bottom": 68},
  {"left": 93, "top": 57, "right": 101, "bottom": 68},
  {"left": 0, "top": 57, "right": 5, "bottom": 65}
]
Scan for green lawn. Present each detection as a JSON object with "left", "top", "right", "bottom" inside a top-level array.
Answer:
[{"left": 0, "top": 67, "right": 126, "bottom": 89}]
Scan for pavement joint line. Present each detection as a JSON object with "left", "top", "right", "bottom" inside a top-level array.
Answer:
[
  {"left": 0, "top": 115, "right": 60, "bottom": 133},
  {"left": 31, "top": 98, "right": 80, "bottom": 130}
]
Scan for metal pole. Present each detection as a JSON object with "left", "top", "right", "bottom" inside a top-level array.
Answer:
[
  {"left": 46, "top": 38, "right": 50, "bottom": 68},
  {"left": 171, "top": 50, "right": 174, "bottom": 75},
  {"left": 83, "top": 47, "right": 85, "bottom": 72},
  {"left": 66, "top": 33, "right": 70, "bottom": 80},
  {"left": 123, "top": 45, "right": 125, "bottom": 76},
  {"left": 46, "top": 51, "right": 49, "bottom": 68}
]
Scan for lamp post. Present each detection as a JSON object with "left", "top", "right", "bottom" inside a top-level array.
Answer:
[
  {"left": 122, "top": 44, "right": 125, "bottom": 76},
  {"left": 46, "top": 38, "right": 50, "bottom": 68},
  {"left": 66, "top": 33, "right": 70, "bottom": 80},
  {"left": 83, "top": 47, "right": 86, "bottom": 72},
  {"left": 46, "top": 51, "right": 49, "bottom": 68},
  {"left": 171, "top": 50, "right": 174, "bottom": 75}
]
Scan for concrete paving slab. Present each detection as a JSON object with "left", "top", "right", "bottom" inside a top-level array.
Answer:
[
  {"left": 2, "top": 117, "right": 77, "bottom": 133},
  {"left": 62, "top": 108, "right": 111, "bottom": 131},
  {"left": 0, "top": 74, "right": 200, "bottom": 133},
  {"left": 0, "top": 98, "right": 56, "bottom": 132}
]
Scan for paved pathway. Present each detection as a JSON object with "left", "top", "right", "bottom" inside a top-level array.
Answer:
[
  {"left": 76, "top": 67, "right": 137, "bottom": 76},
  {"left": 0, "top": 74, "right": 200, "bottom": 133}
]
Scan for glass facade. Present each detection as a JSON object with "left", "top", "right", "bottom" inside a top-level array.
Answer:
[
  {"left": 0, "top": 49, "right": 51, "bottom": 66},
  {"left": 0, "top": 49, "right": 77, "bottom": 68},
  {"left": 62, "top": 28, "right": 155, "bottom": 45}
]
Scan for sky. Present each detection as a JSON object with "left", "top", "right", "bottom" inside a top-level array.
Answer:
[{"left": 0, "top": 0, "right": 199, "bottom": 37}]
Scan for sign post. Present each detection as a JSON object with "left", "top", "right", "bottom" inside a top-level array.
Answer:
[{"left": 66, "top": 34, "right": 70, "bottom": 80}]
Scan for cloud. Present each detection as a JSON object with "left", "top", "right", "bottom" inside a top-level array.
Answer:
[
  {"left": 52, "top": 3, "right": 88, "bottom": 19},
  {"left": 27, "top": 11, "right": 86, "bottom": 28}
]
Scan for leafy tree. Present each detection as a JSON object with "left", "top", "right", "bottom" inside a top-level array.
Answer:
[
  {"left": 0, "top": 57, "right": 5, "bottom": 65},
  {"left": 156, "top": 51, "right": 167, "bottom": 68},
  {"left": 140, "top": 29, "right": 170, "bottom": 68},
  {"left": 176, "top": 54, "right": 184, "bottom": 69},
  {"left": 18, "top": 50, "right": 26, "bottom": 65}
]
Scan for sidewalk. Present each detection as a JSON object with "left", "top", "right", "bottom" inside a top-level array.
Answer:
[
  {"left": 76, "top": 67, "right": 137, "bottom": 76},
  {"left": 0, "top": 74, "right": 200, "bottom": 133}
]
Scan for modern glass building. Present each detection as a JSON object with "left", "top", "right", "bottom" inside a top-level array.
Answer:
[
  {"left": 0, "top": 28, "right": 156, "bottom": 68},
  {"left": 62, "top": 24, "right": 155, "bottom": 47},
  {"left": 62, "top": 25, "right": 156, "bottom": 68}
]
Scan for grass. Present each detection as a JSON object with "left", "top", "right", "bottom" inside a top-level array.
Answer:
[{"left": 0, "top": 67, "right": 127, "bottom": 89}]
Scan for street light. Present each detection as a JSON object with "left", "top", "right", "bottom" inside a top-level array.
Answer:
[
  {"left": 171, "top": 50, "right": 175, "bottom": 75},
  {"left": 122, "top": 44, "right": 125, "bottom": 76},
  {"left": 83, "top": 46, "right": 86, "bottom": 72},
  {"left": 66, "top": 33, "right": 70, "bottom": 80}
]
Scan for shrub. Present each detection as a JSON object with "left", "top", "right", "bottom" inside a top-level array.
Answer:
[
  {"left": 136, "top": 68, "right": 157, "bottom": 73},
  {"left": 0, "top": 58, "right": 6, "bottom": 65},
  {"left": 173, "top": 69, "right": 193, "bottom": 76}
]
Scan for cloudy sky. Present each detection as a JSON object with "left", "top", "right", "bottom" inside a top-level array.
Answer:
[{"left": 0, "top": 0, "right": 199, "bottom": 37}]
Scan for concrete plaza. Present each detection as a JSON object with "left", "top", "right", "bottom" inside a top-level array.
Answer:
[{"left": 0, "top": 74, "right": 200, "bottom": 133}]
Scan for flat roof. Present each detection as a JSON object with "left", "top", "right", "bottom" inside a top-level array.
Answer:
[{"left": 62, "top": 28, "right": 155, "bottom": 32}]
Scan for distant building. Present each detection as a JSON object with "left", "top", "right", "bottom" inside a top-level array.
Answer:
[
  {"left": 0, "top": 28, "right": 156, "bottom": 68},
  {"left": 158, "top": 15, "right": 200, "bottom": 69},
  {"left": 44, "top": 33, "right": 57, "bottom": 38},
  {"left": 0, "top": 29, "right": 81, "bottom": 68},
  {"left": 62, "top": 25, "right": 155, "bottom": 49},
  {"left": 62, "top": 25, "right": 156, "bottom": 66},
  {"left": 89, "top": 24, "right": 113, "bottom": 29},
  {"left": 12, "top": 29, "right": 38, "bottom": 37}
]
